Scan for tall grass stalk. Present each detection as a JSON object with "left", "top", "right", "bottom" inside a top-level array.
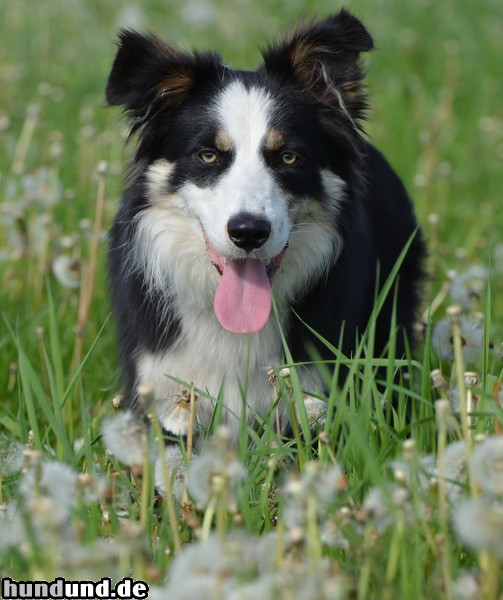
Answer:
[
  {"left": 435, "top": 399, "right": 453, "bottom": 600},
  {"left": 74, "top": 161, "right": 108, "bottom": 368},
  {"left": 1, "top": 0, "right": 502, "bottom": 595},
  {"left": 142, "top": 384, "right": 183, "bottom": 554},
  {"left": 448, "top": 306, "right": 472, "bottom": 455}
]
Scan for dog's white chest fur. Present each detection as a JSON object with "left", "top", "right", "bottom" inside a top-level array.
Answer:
[{"left": 136, "top": 306, "right": 287, "bottom": 442}]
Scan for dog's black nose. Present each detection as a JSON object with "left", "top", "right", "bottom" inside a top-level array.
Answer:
[{"left": 227, "top": 213, "right": 271, "bottom": 251}]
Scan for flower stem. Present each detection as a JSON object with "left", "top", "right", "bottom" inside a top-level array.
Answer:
[{"left": 435, "top": 399, "right": 453, "bottom": 600}]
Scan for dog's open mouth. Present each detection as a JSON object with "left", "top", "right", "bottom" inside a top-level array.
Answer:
[{"left": 205, "top": 235, "right": 286, "bottom": 334}]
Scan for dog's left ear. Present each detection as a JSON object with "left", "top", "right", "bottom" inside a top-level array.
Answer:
[{"left": 261, "top": 10, "right": 374, "bottom": 122}]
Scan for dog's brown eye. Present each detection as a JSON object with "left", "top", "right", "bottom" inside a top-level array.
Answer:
[
  {"left": 281, "top": 152, "right": 298, "bottom": 165},
  {"left": 198, "top": 150, "right": 218, "bottom": 164}
]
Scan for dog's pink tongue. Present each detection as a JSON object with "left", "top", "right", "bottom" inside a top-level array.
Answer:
[{"left": 214, "top": 259, "right": 271, "bottom": 334}]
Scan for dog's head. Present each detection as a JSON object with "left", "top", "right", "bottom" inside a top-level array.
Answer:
[{"left": 106, "top": 10, "right": 373, "bottom": 334}]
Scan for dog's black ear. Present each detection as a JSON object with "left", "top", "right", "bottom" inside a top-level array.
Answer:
[
  {"left": 106, "top": 30, "right": 222, "bottom": 112},
  {"left": 261, "top": 10, "right": 374, "bottom": 122}
]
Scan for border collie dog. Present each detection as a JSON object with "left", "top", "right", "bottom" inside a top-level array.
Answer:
[{"left": 106, "top": 10, "right": 424, "bottom": 443}]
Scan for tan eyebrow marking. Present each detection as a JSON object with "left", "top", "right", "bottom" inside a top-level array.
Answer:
[
  {"left": 265, "top": 128, "right": 285, "bottom": 151},
  {"left": 214, "top": 129, "right": 232, "bottom": 152}
]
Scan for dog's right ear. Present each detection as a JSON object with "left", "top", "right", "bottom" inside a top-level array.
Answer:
[{"left": 106, "top": 30, "right": 222, "bottom": 113}]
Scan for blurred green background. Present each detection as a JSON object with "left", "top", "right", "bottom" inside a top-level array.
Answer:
[
  {"left": 0, "top": 0, "right": 502, "bottom": 403},
  {"left": 2, "top": 0, "right": 502, "bottom": 237}
]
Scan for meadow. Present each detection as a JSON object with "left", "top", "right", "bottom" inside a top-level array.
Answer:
[{"left": 1, "top": 0, "right": 503, "bottom": 597}]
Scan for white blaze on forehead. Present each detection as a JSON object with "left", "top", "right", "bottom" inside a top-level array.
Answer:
[
  {"left": 180, "top": 78, "right": 290, "bottom": 264},
  {"left": 214, "top": 80, "right": 274, "bottom": 153}
]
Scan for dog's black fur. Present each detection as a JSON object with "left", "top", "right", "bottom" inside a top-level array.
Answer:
[{"left": 106, "top": 10, "right": 424, "bottom": 441}]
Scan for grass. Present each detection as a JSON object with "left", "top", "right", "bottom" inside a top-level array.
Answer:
[{"left": 1, "top": 0, "right": 503, "bottom": 597}]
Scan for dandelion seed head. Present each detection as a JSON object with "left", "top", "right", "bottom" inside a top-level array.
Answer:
[
  {"left": 432, "top": 316, "right": 483, "bottom": 363},
  {"left": 448, "top": 386, "right": 461, "bottom": 412},
  {"left": 451, "top": 570, "right": 480, "bottom": 600},
  {"left": 76, "top": 472, "right": 107, "bottom": 503},
  {"left": 0, "top": 436, "right": 24, "bottom": 476},
  {"left": 155, "top": 444, "right": 186, "bottom": 500},
  {"left": 448, "top": 382, "right": 478, "bottom": 421},
  {"left": 283, "top": 500, "right": 306, "bottom": 532},
  {"left": 59, "top": 234, "right": 76, "bottom": 249},
  {"left": 471, "top": 436, "right": 503, "bottom": 495},
  {"left": 320, "top": 519, "right": 350, "bottom": 550},
  {"left": 79, "top": 217, "right": 92, "bottom": 231},
  {"left": 392, "top": 486, "right": 409, "bottom": 507},
  {"left": 96, "top": 160, "right": 108, "bottom": 176},
  {"left": 239, "top": 531, "right": 278, "bottom": 575},
  {"left": 152, "top": 535, "right": 238, "bottom": 600},
  {"left": 283, "top": 462, "right": 345, "bottom": 534},
  {"left": 433, "top": 440, "right": 468, "bottom": 501},
  {"left": 297, "top": 394, "right": 327, "bottom": 427},
  {"left": 288, "top": 526, "right": 306, "bottom": 544},
  {"left": 21, "top": 167, "right": 61, "bottom": 207},
  {"left": 151, "top": 577, "right": 223, "bottom": 600},
  {"left": 102, "top": 411, "right": 148, "bottom": 466},
  {"left": 437, "top": 162, "right": 452, "bottom": 177},
  {"left": 80, "top": 124, "right": 96, "bottom": 140},
  {"left": 115, "top": 4, "right": 148, "bottom": 30},
  {"left": 187, "top": 440, "right": 246, "bottom": 509},
  {"left": 52, "top": 255, "right": 81, "bottom": 289},
  {"left": 224, "top": 574, "right": 279, "bottom": 600},
  {"left": 284, "top": 475, "right": 306, "bottom": 498},
  {"left": 444, "top": 441, "right": 468, "bottom": 475},
  {"left": 19, "top": 460, "right": 78, "bottom": 519},
  {"left": 450, "top": 265, "right": 488, "bottom": 310},
  {"left": 49, "top": 140, "right": 63, "bottom": 160},
  {"left": 283, "top": 474, "right": 308, "bottom": 530},
  {"left": 362, "top": 485, "right": 410, "bottom": 530},
  {"left": 393, "top": 468, "right": 407, "bottom": 484},
  {"left": 414, "top": 173, "right": 427, "bottom": 188},
  {"left": 181, "top": 0, "right": 218, "bottom": 29},
  {"left": 53, "top": 536, "right": 130, "bottom": 579},
  {"left": 215, "top": 424, "right": 231, "bottom": 443},
  {"left": 452, "top": 498, "right": 503, "bottom": 558},
  {"left": 304, "top": 461, "right": 345, "bottom": 506},
  {"left": 277, "top": 562, "right": 348, "bottom": 600},
  {"left": 339, "top": 506, "right": 351, "bottom": 520},
  {"left": 362, "top": 487, "right": 389, "bottom": 526},
  {"left": 0, "top": 502, "right": 24, "bottom": 549}
]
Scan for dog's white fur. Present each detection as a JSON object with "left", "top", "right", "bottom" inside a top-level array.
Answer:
[
  {"left": 129, "top": 81, "right": 346, "bottom": 438},
  {"left": 201, "top": 82, "right": 291, "bottom": 261}
]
